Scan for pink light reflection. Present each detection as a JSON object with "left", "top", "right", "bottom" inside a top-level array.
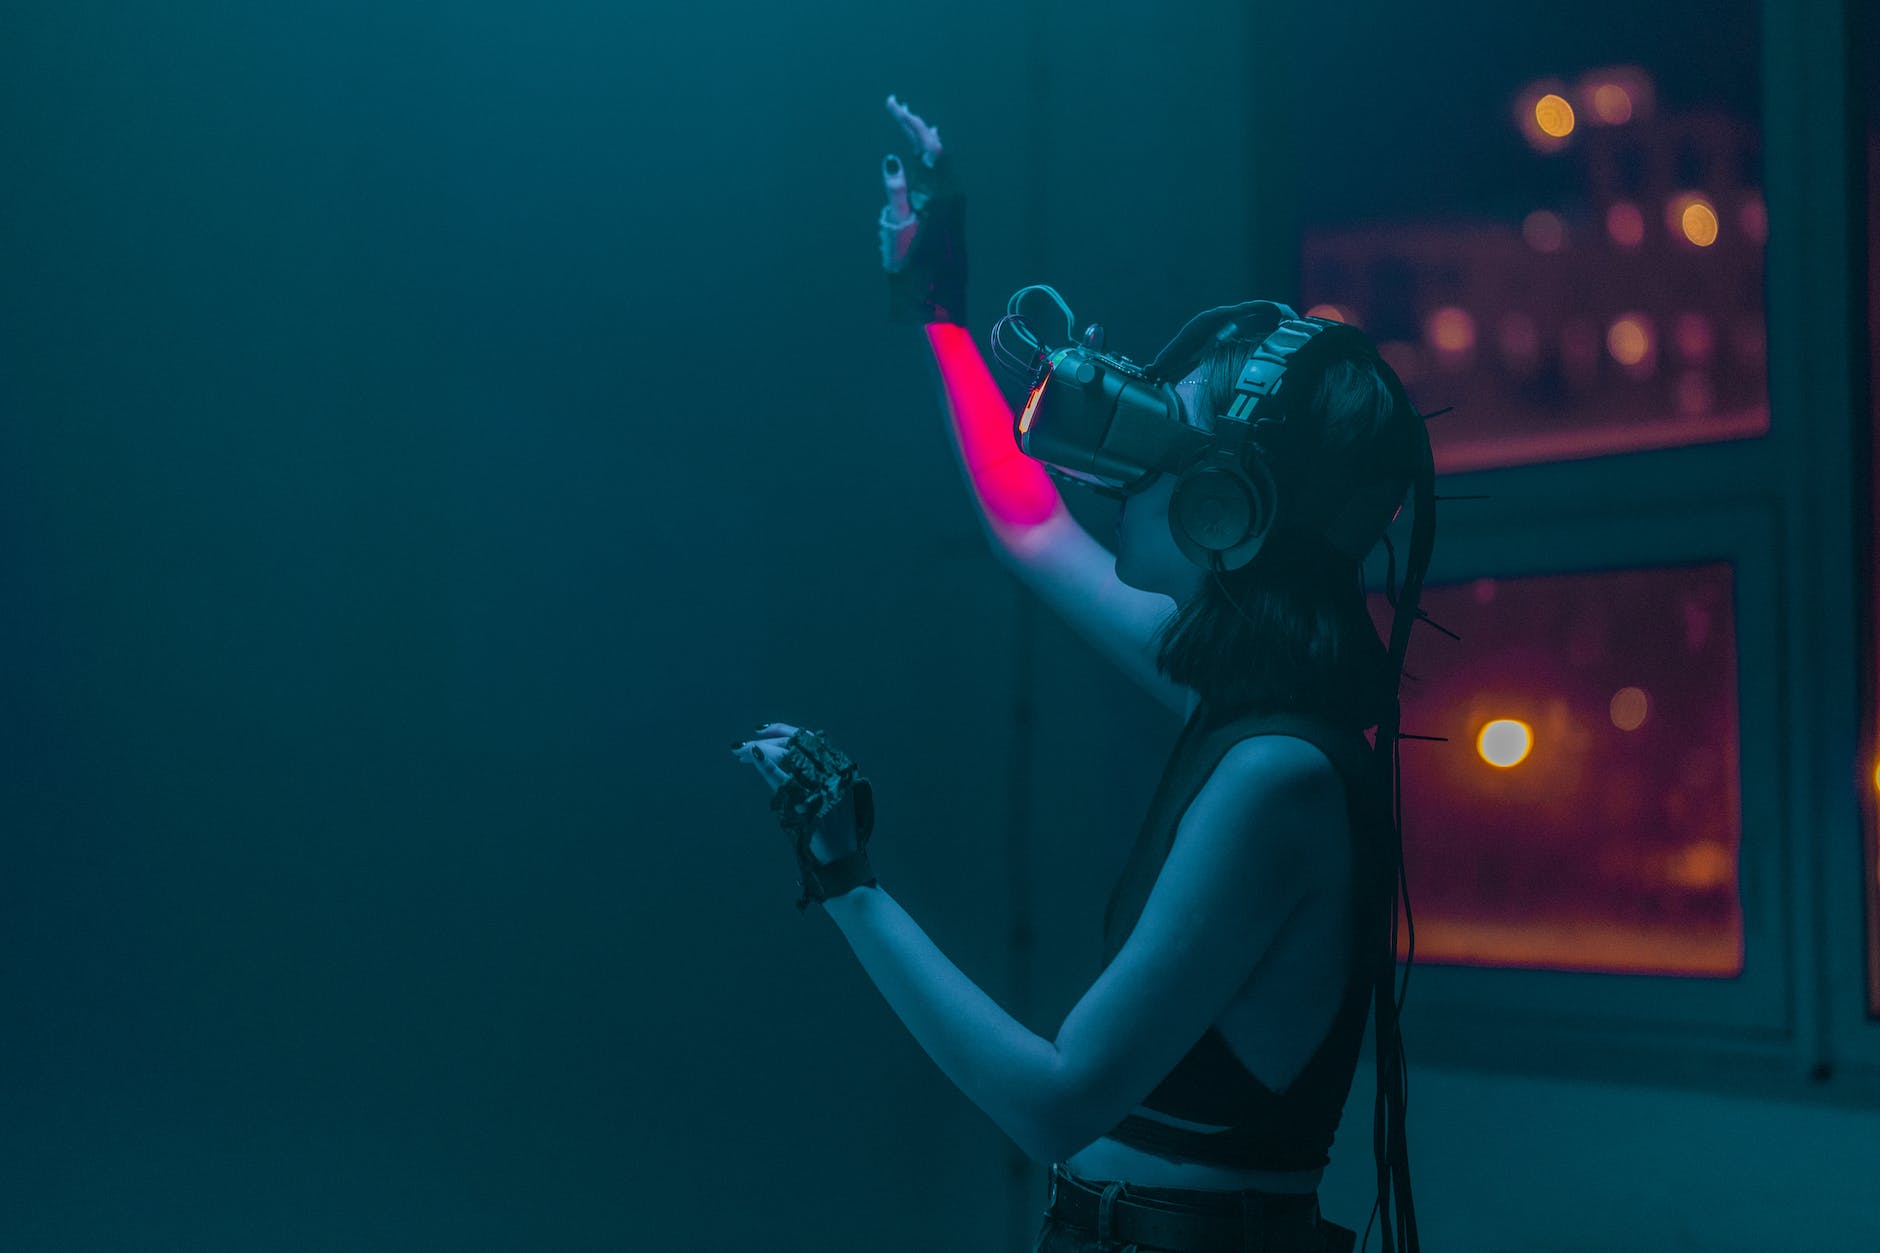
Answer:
[{"left": 923, "top": 322, "right": 1065, "bottom": 544}]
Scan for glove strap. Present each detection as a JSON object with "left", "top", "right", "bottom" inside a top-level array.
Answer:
[
  {"left": 794, "top": 844, "right": 879, "bottom": 913},
  {"left": 790, "top": 773, "right": 877, "bottom": 911}
]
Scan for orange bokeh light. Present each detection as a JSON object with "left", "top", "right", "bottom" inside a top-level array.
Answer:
[
  {"left": 1534, "top": 93, "right": 1576, "bottom": 138},
  {"left": 1426, "top": 306, "right": 1476, "bottom": 353},
  {"left": 1669, "top": 195, "right": 1721, "bottom": 247},
  {"left": 1607, "top": 315, "right": 1653, "bottom": 367},
  {"left": 1665, "top": 842, "right": 1735, "bottom": 891},
  {"left": 1477, "top": 719, "right": 1534, "bottom": 769},
  {"left": 1683, "top": 202, "right": 1720, "bottom": 246}
]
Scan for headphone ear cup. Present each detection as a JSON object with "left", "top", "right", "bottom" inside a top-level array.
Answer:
[{"left": 1168, "top": 453, "right": 1279, "bottom": 572}]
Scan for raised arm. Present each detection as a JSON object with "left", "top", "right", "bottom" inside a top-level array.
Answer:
[
  {"left": 878, "top": 96, "right": 1190, "bottom": 717},
  {"left": 918, "top": 322, "right": 1191, "bottom": 718}
]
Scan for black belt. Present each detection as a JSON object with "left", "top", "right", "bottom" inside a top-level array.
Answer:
[{"left": 1044, "top": 1163, "right": 1358, "bottom": 1253}]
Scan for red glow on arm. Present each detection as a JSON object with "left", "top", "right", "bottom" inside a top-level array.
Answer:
[{"left": 923, "top": 321, "right": 1065, "bottom": 544}]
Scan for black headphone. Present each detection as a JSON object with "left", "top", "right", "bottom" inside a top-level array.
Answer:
[{"left": 1146, "top": 299, "right": 1417, "bottom": 573}]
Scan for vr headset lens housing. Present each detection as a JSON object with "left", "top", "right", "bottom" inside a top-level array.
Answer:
[{"left": 1016, "top": 346, "right": 1214, "bottom": 500}]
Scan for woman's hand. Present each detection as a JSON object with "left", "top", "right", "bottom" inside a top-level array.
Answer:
[
  {"left": 879, "top": 94, "right": 966, "bottom": 324},
  {"left": 731, "top": 721, "right": 862, "bottom": 866},
  {"left": 880, "top": 94, "right": 945, "bottom": 270},
  {"left": 887, "top": 93, "right": 944, "bottom": 168},
  {"left": 876, "top": 95, "right": 947, "bottom": 272}
]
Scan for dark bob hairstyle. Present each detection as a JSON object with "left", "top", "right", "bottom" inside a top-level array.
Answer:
[{"left": 1150, "top": 331, "right": 1416, "bottom": 732}]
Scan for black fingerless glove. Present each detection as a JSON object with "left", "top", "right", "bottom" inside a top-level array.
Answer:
[
  {"left": 769, "top": 729, "right": 879, "bottom": 912},
  {"left": 884, "top": 152, "right": 967, "bottom": 328}
]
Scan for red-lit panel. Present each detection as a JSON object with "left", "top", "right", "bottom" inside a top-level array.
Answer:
[
  {"left": 1366, "top": 565, "right": 1743, "bottom": 977},
  {"left": 1299, "top": 54, "right": 1768, "bottom": 473}
]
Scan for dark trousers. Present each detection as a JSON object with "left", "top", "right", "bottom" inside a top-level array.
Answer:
[{"left": 1031, "top": 1163, "right": 1357, "bottom": 1253}]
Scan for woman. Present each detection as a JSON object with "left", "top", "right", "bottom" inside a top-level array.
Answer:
[{"left": 731, "top": 96, "right": 1426, "bottom": 1253}]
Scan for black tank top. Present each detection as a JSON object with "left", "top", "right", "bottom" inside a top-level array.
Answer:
[{"left": 1096, "top": 700, "right": 1388, "bottom": 1172}]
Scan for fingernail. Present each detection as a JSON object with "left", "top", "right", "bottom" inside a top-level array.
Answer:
[
  {"left": 885, "top": 155, "right": 900, "bottom": 172},
  {"left": 730, "top": 740, "right": 745, "bottom": 749}
]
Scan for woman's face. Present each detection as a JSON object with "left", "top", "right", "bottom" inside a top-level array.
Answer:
[{"left": 1113, "top": 365, "right": 1210, "bottom": 605}]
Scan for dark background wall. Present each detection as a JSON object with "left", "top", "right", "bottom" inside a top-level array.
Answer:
[
  {"left": 0, "top": 2, "right": 1271, "bottom": 1248},
  {"left": 5, "top": 2, "right": 1876, "bottom": 1251}
]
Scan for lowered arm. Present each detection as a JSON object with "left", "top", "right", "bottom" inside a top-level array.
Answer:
[{"left": 819, "top": 735, "right": 1339, "bottom": 1164}]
